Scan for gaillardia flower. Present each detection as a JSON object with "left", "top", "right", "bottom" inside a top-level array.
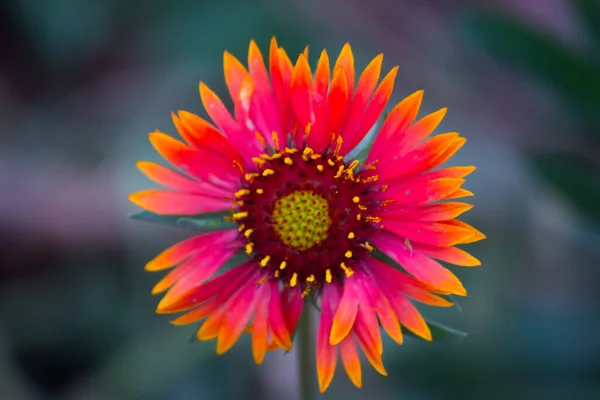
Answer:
[{"left": 130, "top": 38, "right": 484, "bottom": 392}]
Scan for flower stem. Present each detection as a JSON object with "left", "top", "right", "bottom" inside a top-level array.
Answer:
[{"left": 298, "top": 305, "right": 315, "bottom": 400}]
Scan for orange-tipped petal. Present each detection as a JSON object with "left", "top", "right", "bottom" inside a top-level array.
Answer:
[
  {"left": 445, "top": 188, "right": 475, "bottom": 200},
  {"left": 251, "top": 284, "right": 271, "bottom": 364},
  {"left": 373, "top": 233, "right": 467, "bottom": 295},
  {"left": 357, "top": 66, "right": 398, "bottom": 146},
  {"left": 170, "top": 302, "right": 217, "bottom": 326},
  {"left": 387, "top": 292, "right": 432, "bottom": 341},
  {"left": 268, "top": 282, "right": 292, "bottom": 350},
  {"left": 369, "top": 90, "right": 423, "bottom": 160},
  {"left": 330, "top": 279, "right": 358, "bottom": 345},
  {"left": 216, "top": 283, "right": 258, "bottom": 354},
  {"left": 341, "top": 53, "right": 383, "bottom": 153},
  {"left": 136, "top": 161, "right": 204, "bottom": 193},
  {"left": 443, "top": 220, "right": 486, "bottom": 244},
  {"left": 414, "top": 244, "right": 482, "bottom": 267},
  {"left": 340, "top": 335, "right": 362, "bottom": 388},
  {"left": 327, "top": 67, "right": 350, "bottom": 138},
  {"left": 399, "top": 107, "right": 448, "bottom": 152},
  {"left": 129, "top": 189, "right": 231, "bottom": 216},
  {"left": 223, "top": 51, "right": 248, "bottom": 104},
  {"left": 384, "top": 202, "right": 474, "bottom": 223},
  {"left": 317, "top": 303, "right": 338, "bottom": 393},
  {"left": 290, "top": 53, "right": 315, "bottom": 129},
  {"left": 353, "top": 315, "right": 387, "bottom": 376},
  {"left": 333, "top": 43, "right": 355, "bottom": 94}
]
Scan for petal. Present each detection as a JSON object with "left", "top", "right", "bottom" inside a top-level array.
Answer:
[
  {"left": 340, "top": 334, "right": 362, "bottom": 388},
  {"left": 399, "top": 107, "right": 448, "bottom": 152},
  {"left": 129, "top": 189, "right": 231, "bottom": 215},
  {"left": 327, "top": 67, "right": 350, "bottom": 142},
  {"left": 442, "top": 220, "right": 486, "bottom": 244},
  {"left": 373, "top": 233, "right": 467, "bottom": 295},
  {"left": 136, "top": 161, "right": 223, "bottom": 195},
  {"left": 174, "top": 111, "right": 243, "bottom": 167},
  {"left": 317, "top": 287, "right": 338, "bottom": 393},
  {"left": 217, "top": 281, "right": 259, "bottom": 354},
  {"left": 282, "top": 288, "right": 304, "bottom": 334},
  {"left": 368, "top": 90, "right": 423, "bottom": 163},
  {"left": 148, "top": 131, "right": 237, "bottom": 186},
  {"left": 379, "top": 132, "right": 460, "bottom": 180},
  {"left": 356, "top": 66, "right": 398, "bottom": 148},
  {"left": 269, "top": 38, "right": 290, "bottom": 147},
  {"left": 341, "top": 54, "right": 383, "bottom": 154},
  {"left": 157, "top": 262, "right": 254, "bottom": 313},
  {"left": 353, "top": 312, "right": 387, "bottom": 376},
  {"left": 381, "top": 177, "right": 466, "bottom": 207},
  {"left": 155, "top": 248, "right": 237, "bottom": 297},
  {"left": 414, "top": 244, "right": 481, "bottom": 267},
  {"left": 385, "top": 290, "right": 432, "bottom": 341},
  {"left": 382, "top": 202, "right": 474, "bottom": 222},
  {"left": 330, "top": 278, "right": 359, "bottom": 345},
  {"left": 306, "top": 50, "right": 331, "bottom": 153},
  {"left": 223, "top": 51, "right": 248, "bottom": 103},
  {"left": 145, "top": 230, "right": 237, "bottom": 271},
  {"left": 333, "top": 43, "right": 355, "bottom": 94},
  {"left": 290, "top": 53, "right": 315, "bottom": 133},
  {"left": 360, "top": 271, "right": 403, "bottom": 344},
  {"left": 268, "top": 281, "right": 292, "bottom": 350},
  {"left": 170, "top": 301, "right": 218, "bottom": 325},
  {"left": 252, "top": 283, "right": 271, "bottom": 364}
]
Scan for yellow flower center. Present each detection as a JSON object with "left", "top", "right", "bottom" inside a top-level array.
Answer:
[{"left": 271, "top": 190, "right": 331, "bottom": 251}]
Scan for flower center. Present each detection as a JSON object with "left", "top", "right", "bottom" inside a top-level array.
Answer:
[
  {"left": 271, "top": 190, "right": 332, "bottom": 251},
  {"left": 231, "top": 145, "right": 386, "bottom": 294}
]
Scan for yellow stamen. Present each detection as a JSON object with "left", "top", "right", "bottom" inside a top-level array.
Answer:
[
  {"left": 245, "top": 242, "right": 254, "bottom": 255},
  {"left": 356, "top": 214, "right": 362, "bottom": 221},
  {"left": 345, "top": 250, "right": 353, "bottom": 258},
  {"left": 255, "top": 132, "right": 267, "bottom": 147},
  {"left": 366, "top": 216, "right": 382, "bottom": 223},
  {"left": 333, "top": 136, "right": 343, "bottom": 156},
  {"left": 260, "top": 255, "right": 271, "bottom": 267},
  {"left": 325, "top": 269, "right": 332, "bottom": 283},
  {"left": 304, "top": 123, "right": 312, "bottom": 137},
  {"left": 358, "top": 204, "right": 368, "bottom": 210},
  {"left": 232, "top": 212, "right": 248, "bottom": 220},
  {"left": 340, "top": 262, "right": 354, "bottom": 277},
  {"left": 364, "top": 243, "right": 374, "bottom": 252},
  {"left": 327, "top": 159, "right": 335, "bottom": 167},
  {"left": 285, "top": 147, "right": 298, "bottom": 154},
  {"left": 235, "top": 189, "right": 250, "bottom": 198},
  {"left": 262, "top": 169, "right": 275, "bottom": 176},
  {"left": 279, "top": 261, "right": 287, "bottom": 270},
  {"left": 245, "top": 173, "right": 259, "bottom": 181},
  {"left": 284, "top": 157, "right": 293, "bottom": 165},
  {"left": 274, "top": 270, "right": 280, "bottom": 278},
  {"left": 244, "top": 229, "right": 254, "bottom": 238},
  {"left": 352, "top": 196, "right": 360, "bottom": 203},
  {"left": 381, "top": 184, "right": 388, "bottom": 192},
  {"left": 364, "top": 175, "right": 379, "bottom": 183},
  {"left": 306, "top": 274, "right": 315, "bottom": 283},
  {"left": 252, "top": 157, "right": 265, "bottom": 166},
  {"left": 256, "top": 188, "right": 264, "bottom": 194},
  {"left": 347, "top": 232, "right": 355, "bottom": 239},
  {"left": 238, "top": 224, "right": 246, "bottom": 232},
  {"left": 272, "top": 131, "right": 280, "bottom": 151},
  {"left": 290, "top": 273, "right": 298, "bottom": 287},
  {"left": 317, "top": 165, "right": 324, "bottom": 172},
  {"left": 347, "top": 160, "right": 359, "bottom": 172},
  {"left": 334, "top": 165, "right": 344, "bottom": 178},
  {"left": 233, "top": 160, "right": 244, "bottom": 173}
]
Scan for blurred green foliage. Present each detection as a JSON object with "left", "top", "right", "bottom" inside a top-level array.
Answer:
[{"left": 462, "top": 1, "right": 600, "bottom": 227}]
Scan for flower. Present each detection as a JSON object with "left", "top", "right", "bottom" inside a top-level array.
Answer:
[{"left": 129, "top": 38, "right": 484, "bottom": 392}]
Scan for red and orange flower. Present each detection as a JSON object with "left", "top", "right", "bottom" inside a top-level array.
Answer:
[{"left": 130, "top": 38, "right": 484, "bottom": 392}]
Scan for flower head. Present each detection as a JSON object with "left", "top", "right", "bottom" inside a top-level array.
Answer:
[{"left": 130, "top": 38, "right": 484, "bottom": 392}]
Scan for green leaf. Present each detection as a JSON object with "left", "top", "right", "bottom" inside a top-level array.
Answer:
[
  {"left": 530, "top": 153, "right": 600, "bottom": 222},
  {"left": 573, "top": 0, "right": 600, "bottom": 52},
  {"left": 461, "top": 10, "right": 600, "bottom": 125},
  {"left": 129, "top": 210, "right": 235, "bottom": 231},
  {"left": 404, "top": 319, "right": 468, "bottom": 341}
]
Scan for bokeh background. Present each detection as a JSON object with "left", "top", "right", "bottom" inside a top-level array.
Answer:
[{"left": 2, "top": 0, "right": 600, "bottom": 399}]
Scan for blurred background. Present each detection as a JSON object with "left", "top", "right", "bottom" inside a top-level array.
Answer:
[{"left": 1, "top": 0, "right": 600, "bottom": 399}]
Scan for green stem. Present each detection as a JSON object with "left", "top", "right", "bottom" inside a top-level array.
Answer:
[{"left": 298, "top": 305, "right": 315, "bottom": 400}]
